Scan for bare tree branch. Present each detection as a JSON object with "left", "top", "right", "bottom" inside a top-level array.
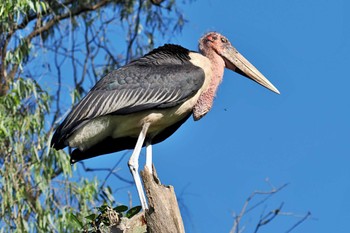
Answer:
[
  {"left": 285, "top": 211, "right": 312, "bottom": 233},
  {"left": 230, "top": 183, "right": 289, "bottom": 233},
  {"left": 254, "top": 202, "right": 284, "bottom": 233},
  {"left": 230, "top": 181, "right": 312, "bottom": 233},
  {"left": 78, "top": 159, "right": 134, "bottom": 185},
  {"left": 1, "top": 0, "right": 113, "bottom": 95},
  {"left": 125, "top": 0, "right": 144, "bottom": 64}
]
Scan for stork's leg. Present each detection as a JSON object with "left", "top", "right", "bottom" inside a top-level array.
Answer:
[
  {"left": 145, "top": 141, "right": 153, "bottom": 174},
  {"left": 128, "top": 122, "right": 150, "bottom": 210}
]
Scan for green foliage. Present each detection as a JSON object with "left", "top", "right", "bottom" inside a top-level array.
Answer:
[
  {"left": 0, "top": 0, "right": 46, "bottom": 31},
  {"left": 0, "top": 78, "right": 102, "bottom": 232},
  {"left": 70, "top": 204, "right": 142, "bottom": 232},
  {"left": 0, "top": 0, "right": 188, "bottom": 231},
  {"left": 1, "top": 0, "right": 48, "bottom": 68}
]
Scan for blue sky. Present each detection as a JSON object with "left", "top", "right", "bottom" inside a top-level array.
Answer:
[{"left": 77, "top": 0, "right": 350, "bottom": 232}]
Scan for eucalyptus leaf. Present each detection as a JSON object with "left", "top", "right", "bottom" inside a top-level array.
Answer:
[
  {"left": 85, "top": 213, "right": 97, "bottom": 221},
  {"left": 113, "top": 205, "right": 128, "bottom": 213},
  {"left": 125, "top": 206, "right": 142, "bottom": 219},
  {"left": 69, "top": 213, "right": 84, "bottom": 228}
]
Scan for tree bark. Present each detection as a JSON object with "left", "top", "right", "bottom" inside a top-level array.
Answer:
[
  {"left": 113, "top": 165, "right": 185, "bottom": 233},
  {"left": 141, "top": 165, "right": 185, "bottom": 233}
]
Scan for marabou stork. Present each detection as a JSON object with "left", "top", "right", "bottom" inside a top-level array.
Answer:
[{"left": 51, "top": 32, "right": 279, "bottom": 210}]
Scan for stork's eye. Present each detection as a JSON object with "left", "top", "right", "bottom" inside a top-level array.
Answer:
[{"left": 221, "top": 37, "right": 228, "bottom": 43}]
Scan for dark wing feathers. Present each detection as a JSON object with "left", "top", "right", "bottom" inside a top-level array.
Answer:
[{"left": 51, "top": 45, "right": 205, "bottom": 149}]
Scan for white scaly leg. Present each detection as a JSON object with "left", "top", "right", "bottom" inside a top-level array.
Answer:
[
  {"left": 128, "top": 122, "right": 150, "bottom": 210},
  {"left": 145, "top": 141, "right": 153, "bottom": 174}
]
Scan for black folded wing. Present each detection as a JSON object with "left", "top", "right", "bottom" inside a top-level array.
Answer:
[{"left": 51, "top": 44, "right": 205, "bottom": 149}]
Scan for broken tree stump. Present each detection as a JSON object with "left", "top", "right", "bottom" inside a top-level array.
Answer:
[
  {"left": 112, "top": 165, "right": 185, "bottom": 233},
  {"left": 141, "top": 165, "right": 185, "bottom": 233}
]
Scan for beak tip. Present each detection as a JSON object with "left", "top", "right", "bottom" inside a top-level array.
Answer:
[
  {"left": 266, "top": 82, "right": 280, "bottom": 95},
  {"left": 263, "top": 82, "right": 280, "bottom": 95},
  {"left": 274, "top": 89, "right": 281, "bottom": 95}
]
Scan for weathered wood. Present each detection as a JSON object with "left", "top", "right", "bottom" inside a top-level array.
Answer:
[
  {"left": 111, "top": 212, "right": 147, "bottom": 233},
  {"left": 141, "top": 165, "right": 185, "bottom": 233},
  {"left": 111, "top": 165, "right": 185, "bottom": 233}
]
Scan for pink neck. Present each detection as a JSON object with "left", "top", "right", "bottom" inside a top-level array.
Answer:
[{"left": 193, "top": 53, "right": 225, "bottom": 120}]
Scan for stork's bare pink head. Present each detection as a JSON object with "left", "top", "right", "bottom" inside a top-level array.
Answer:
[{"left": 199, "top": 32, "right": 280, "bottom": 94}]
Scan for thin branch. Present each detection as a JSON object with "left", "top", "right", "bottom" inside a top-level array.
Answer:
[
  {"left": 285, "top": 211, "right": 312, "bottom": 233},
  {"left": 3, "top": 0, "right": 113, "bottom": 94},
  {"left": 78, "top": 19, "right": 90, "bottom": 88},
  {"left": 125, "top": 0, "right": 144, "bottom": 64},
  {"left": 70, "top": 28, "right": 79, "bottom": 93},
  {"left": 100, "top": 151, "right": 130, "bottom": 188},
  {"left": 254, "top": 202, "right": 284, "bottom": 233},
  {"left": 246, "top": 183, "right": 289, "bottom": 214},
  {"left": 10, "top": 0, "right": 75, "bottom": 33},
  {"left": 78, "top": 160, "right": 134, "bottom": 185},
  {"left": 51, "top": 38, "right": 64, "bottom": 128},
  {"left": 230, "top": 183, "right": 289, "bottom": 233}
]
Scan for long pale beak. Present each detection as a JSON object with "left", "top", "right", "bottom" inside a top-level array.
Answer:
[{"left": 222, "top": 45, "right": 280, "bottom": 94}]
